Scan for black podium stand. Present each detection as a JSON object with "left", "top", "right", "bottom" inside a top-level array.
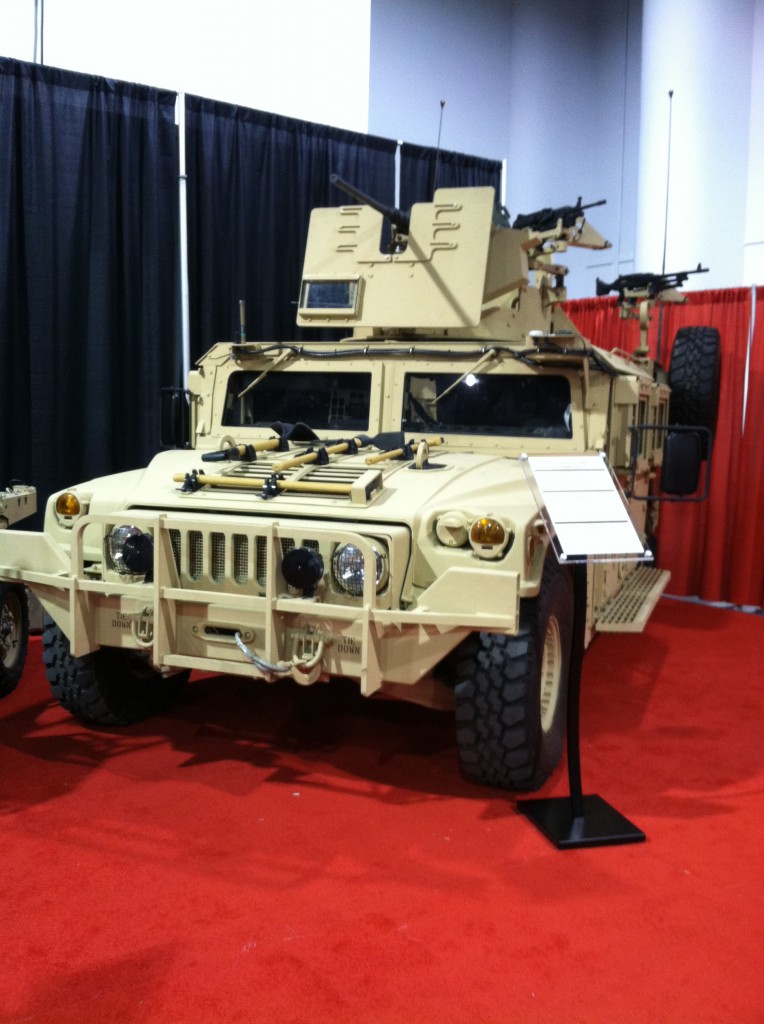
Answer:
[{"left": 518, "top": 561, "right": 646, "bottom": 849}]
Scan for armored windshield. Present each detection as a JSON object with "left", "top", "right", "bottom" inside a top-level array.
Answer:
[
  {"left": 223, "top": 371, "right": 372, "bottom": 431},
  {"left": 402, "top": 373, "right": 572, "bottom": 438}
]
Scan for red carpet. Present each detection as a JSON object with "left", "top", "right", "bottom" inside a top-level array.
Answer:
[{"left": 1, "top": 599, "right": 762, "bottom": 1024}]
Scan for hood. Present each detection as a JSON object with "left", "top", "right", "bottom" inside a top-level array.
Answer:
[{"left": 120, "top": 446, "right": 535, "bottom": 527}]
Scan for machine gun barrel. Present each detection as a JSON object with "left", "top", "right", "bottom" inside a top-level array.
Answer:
[
  {"left": 330, "top": 173, "right": 410, "bottom": 235},
  {"left": 512, "top": 196, "right": 606, "bottom": 233}
]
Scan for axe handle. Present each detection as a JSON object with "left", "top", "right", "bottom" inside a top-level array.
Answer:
[
  {"left": 365, "top": 437, "right": 443, "bottom": 465},
  {"left": 271, "top": 437, "right": 367, "bottom": 472},
  {"left": 365, "top": 447, "right": 404, "bottom": 465},
  {"left": 172, "top": 473, "right": 351, "bottom": 495}
]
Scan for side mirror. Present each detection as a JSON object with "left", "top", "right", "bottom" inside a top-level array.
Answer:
[
  {"left": 660, "top": 430, "right": 702, "bottom": 496},
  {"left": 161, "top": 388, "right": 190, "bottom": 449}
]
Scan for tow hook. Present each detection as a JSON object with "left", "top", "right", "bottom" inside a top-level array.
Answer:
[
  {"left": 234, "top": 631, "right": 326, "bottom": 685},
  {"left": 129, "top": 607, "right": 154, "bottom": 648}
]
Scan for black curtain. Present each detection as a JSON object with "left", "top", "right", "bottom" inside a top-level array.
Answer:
[
  {"left": 1, "top": 57, "right": 500, "bottom": 526},
  {"left": 185, "top": 98, "right": 397, "bottom": 356},
  {"left": 399, "top": 142, "right": 502, "bottom": 209},
  {"left": 0, "top": 58, "right": 180, "bottom": 523}
]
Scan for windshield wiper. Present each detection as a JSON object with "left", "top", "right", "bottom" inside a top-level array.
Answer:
[
  {"left": 425, "top": 348, "right": 498, "bottom": 408},
  {"left": 236, "top": 348, "right": 296, "bottom": 400}
]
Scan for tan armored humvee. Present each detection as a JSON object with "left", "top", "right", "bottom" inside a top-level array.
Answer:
[{"left": 0, "top": 184, "right": 715, "bottom": 790}]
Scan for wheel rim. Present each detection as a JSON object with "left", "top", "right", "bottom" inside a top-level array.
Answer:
[
  {"left": 539, "top": 616, "right": 562, "bottom": 733},
  {"left": 1, "top": 591, "right": 23, "bottom": 669}
]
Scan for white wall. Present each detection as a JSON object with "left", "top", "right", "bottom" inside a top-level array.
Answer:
[
  {"left": 636, "top": 0, "right": 758, "bottom": 291},
  {"left": 368, "top": 0, "right": 512, "bottom": 165},
  {"left": 744, "top": 0, "right": 764, "bottom": 285},
  {"left": 2, "top": 0, "right": 763, "bottom": 294},
  {"left": 0, "top": 0, "right": 371, "bottom": 132},
  {"left": 369, "top": 0, "right": 645, "bottom": 296},
  {"left": 370, "top": 0, "right": 764, "bottom": 297}
]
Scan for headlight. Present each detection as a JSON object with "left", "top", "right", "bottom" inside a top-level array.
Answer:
[
  {"left": 332, "top": 542, "right": 388, "bottom": 597},
  {"left": 106, "top": 525, "right": 154, "bottom": 576},
  {"left": 469, "top": 516, "right": 513, "bottom": 559},
  {"left": 281, "top": 546, "right": 324, "bottom": 593},
  {"left": 435, "top": 511, "right": 470, "bottom": 548}
]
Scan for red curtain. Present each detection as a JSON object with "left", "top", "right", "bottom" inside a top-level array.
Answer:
[{"left": 564, "top": 287, "right": 764, "bottom": 608}]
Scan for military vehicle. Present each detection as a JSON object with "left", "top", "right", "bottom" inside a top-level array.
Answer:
[
  {"left": 0, "top": 182, "right": 719, "bottom": 790},
  {"left": 0, "top": 484, "right": 36, "bottom": 695}
]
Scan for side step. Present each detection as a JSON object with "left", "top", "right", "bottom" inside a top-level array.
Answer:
[{"left": 595, "top": 565, "right": 671, "bottom": 633}]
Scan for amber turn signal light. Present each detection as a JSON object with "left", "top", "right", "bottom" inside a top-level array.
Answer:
[{"left": 55, "top": 492, "right": 81, "bottom": 517}]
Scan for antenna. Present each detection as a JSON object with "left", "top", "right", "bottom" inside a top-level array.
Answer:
[
  {"left": 431, "top": 100, "right": 446, "bottom": 197},
  {"left": 661, "top": 89, "right": 674, "bottom": 276},
  {"left": 656, "top": 89, "right": 674, "bottom": 364}
]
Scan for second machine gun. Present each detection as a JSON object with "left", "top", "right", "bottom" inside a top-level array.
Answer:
[
  {"left": 512, "top": 196, "right": 606, "bottom": 233},
  {"left": 596, "top": 263, "right": 709, "bottom": 362},
  {"left": 596, "top": 263, "right": 708, "bottom": 302}
]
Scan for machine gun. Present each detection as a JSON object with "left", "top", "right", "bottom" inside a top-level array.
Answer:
[
  {"left": 512, "top": 196, "right": 606, "bottom": 233},
  {"left": 597, "top": 263, "right": 709, "bottom": 363},
  {"left": 330, "top": 173, "right": 410, "bottom": 251},
  {"left": 596, "top": 263, "right": 708, "bottom": 301}
]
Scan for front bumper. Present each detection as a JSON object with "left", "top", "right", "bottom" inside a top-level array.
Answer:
[{"left": 0, "top": 510, "right": 520, "bottom": 695}]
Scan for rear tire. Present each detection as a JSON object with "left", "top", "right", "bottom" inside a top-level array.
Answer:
[
  {"left": 42, "top": 617, "right": 188, "bottom": 725},
  {"left": 454, "top": 556, "right": 573, "bottom": 791},
  {"left": 0, "top": 583, "right": 28, "bottom": 697}
]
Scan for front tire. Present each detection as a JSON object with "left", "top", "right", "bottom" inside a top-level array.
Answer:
[
  {"left": 454, "top": 556, "right": 573, "bottom": 791},
  {"left": 0, "top": 584, "right": 29, "bottom": 697},
  {"left": 42, "top": 617, "right": 188, "bottom": 725}
]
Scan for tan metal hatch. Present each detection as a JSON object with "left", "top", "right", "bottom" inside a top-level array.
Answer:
[{"left": 297, "top": 187, "right": 496, "bottom": 329}]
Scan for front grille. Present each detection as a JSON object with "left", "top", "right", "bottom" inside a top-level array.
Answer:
[
  {"left": 233, "top": 535, "right": 248, "bottom": 584},
  {"left": 189, "top": 531, "right": 203, "bottom": 580},
  {"left": 255, "top": 536, "right": 267, "bottom": 586},
  {"left": 168, "top": 526, "right": 322, "bottom": 594},
  {"left": 211, "top": 532, "right": 226, "bottom": 582}
]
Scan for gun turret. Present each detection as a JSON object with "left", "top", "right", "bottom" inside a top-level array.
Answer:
[
  {"left": 512, "top": 196, "right": 606, "bottom": 233},
  {"left": 596, "top": 264, "right": 708, "bottom": 301},
  {"left": 330, "top": 174, "right": 410, "bottom": 247}
]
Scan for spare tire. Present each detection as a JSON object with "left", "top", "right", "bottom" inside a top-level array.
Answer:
[{"left": 668, "top": 326, "right": 721, "bottom": 458}]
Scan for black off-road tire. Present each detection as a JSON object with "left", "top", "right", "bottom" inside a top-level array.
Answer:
[
  {"left": 668, "top": 326, "right": 721, "bottom": 457},
  {"left": 454, "top": 556, "right": 573, "bottom": 791},
  {"left": 0, "top": 583, "right": 29, "bottom": 697},
  {"left": 42, "top": 617, "right": 188, "bottom": 726}
]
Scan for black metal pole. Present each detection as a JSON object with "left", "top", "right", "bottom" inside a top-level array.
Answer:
[
  {"left": 518, "top": 557, "right": 646, "bottom": 849},
  {"left": 566, "top": 560, "right": 588, "bottom": 818}
]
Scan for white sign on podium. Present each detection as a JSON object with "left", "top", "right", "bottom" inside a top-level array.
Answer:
[
  {"left": 521, "top": 452, "right": 650, "bottom": 563},
  {"left": 518, "top": 450, "right": 650, "bottom": 849}
]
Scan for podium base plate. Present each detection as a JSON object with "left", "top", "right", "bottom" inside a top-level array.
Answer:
[{"left": 517, "top": 794, "right": 646, "bottom": 849}]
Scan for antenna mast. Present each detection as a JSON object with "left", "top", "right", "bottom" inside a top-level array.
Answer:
[
  {"left": 656, "top": 88, "right": 674, "bottom": 363},
  {"left": 431, "top": 100, "right": 446, "bottom": 197}
]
